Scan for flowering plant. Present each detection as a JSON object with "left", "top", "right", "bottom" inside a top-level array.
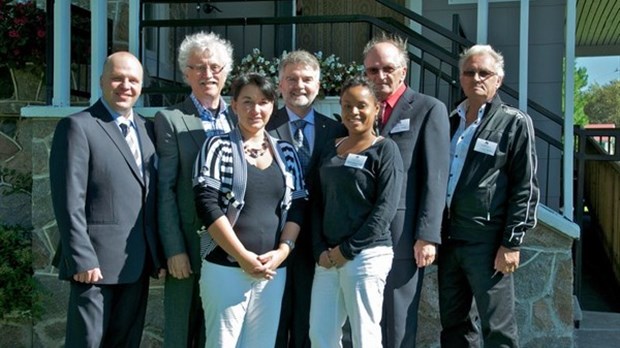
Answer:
[
  {"left": 0, "top": 0, "right": 46, "bottom": 70},
  {"left": 228, "top": 49, "right": 364, "bottom": 98}
]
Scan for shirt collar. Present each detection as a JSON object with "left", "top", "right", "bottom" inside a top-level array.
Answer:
[
  {"left": 456, "top": 99, "right": 487, "bottom": 125},
  {"left": 385, "top": 83, "right": 407, "bottom": 109},
  {"left": 190, "top": 94, "right": 227, "bottom": 119},
  {"left": 286, "top": 107, "right": 315, "bottom": 126},
  {"left": 101, "top": 98, "right": 135, "bottom": 125}
]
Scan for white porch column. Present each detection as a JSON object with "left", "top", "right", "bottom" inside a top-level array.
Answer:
[
  {"left": 129, "top": 0, "right": 142, "bottom": 106},
  {"left": 52, "top": 0, "right": 70, "bottom": 106},
  {"left": 477, "top": 0, "right": 489, "bottom": 43},
  {"left": 518, "top": 0, "right": 529, "bottom": 112},
  {"left": 90, "top": 0, "right": 107, "bottom": 104},
  {"left": 564, "top": 0, "right": 577, "bottom": 220}
]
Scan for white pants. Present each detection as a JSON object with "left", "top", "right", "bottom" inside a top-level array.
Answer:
[
  {"left": 309, "top": 246, "right": 393, "bottom": 348},
  {"left": 200, "top": 260, "right": 286, "bottom": 348}
]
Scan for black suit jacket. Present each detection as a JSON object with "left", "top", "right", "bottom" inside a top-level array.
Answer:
[
  {"left": 267, "top": 107, "right": 346, "bottom": 251},
  {"left": 50, "top": 100, "right": 162, "bottom": 284},
  {"left": 380, "top": 87, "right": 450, "bottom": 259}
]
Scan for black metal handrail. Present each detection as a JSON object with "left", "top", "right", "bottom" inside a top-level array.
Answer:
[{"left": 139, "top": 0, "right": 565, "bottom": 208}]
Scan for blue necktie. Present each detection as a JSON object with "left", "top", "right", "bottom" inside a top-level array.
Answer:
[{"left": 292, "top": 119, "right": 311, "bottom": 174}]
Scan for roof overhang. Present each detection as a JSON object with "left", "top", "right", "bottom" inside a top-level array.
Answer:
[{"left": 576, "top": 0, "right": 620, "bottom": 56}]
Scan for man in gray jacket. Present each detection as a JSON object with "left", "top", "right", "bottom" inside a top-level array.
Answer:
[
  {"left": 439, "top": 44, "right": 539, "bottom": 347},
  {"left": 154, "top": 31, "right": 236, "bottom": 348}
]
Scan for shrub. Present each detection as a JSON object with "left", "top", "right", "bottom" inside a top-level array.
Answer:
[{"left": 0, "top": 224, "right": 39, "bottom": 320}]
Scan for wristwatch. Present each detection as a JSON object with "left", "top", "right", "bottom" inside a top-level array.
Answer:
[{"left": 280, "top": 239, "right": 295, "bottom": 251}]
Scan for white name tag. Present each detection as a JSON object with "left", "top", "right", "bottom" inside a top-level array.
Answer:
[
  {"left": 474, "top": 138, "right": 498, "bottom": 156},
  {"left": 344, "top": 154, "right": 368, "bottom": 169},
  {"left": 390, "top": 119, "right": 410, "bottom": 134}
]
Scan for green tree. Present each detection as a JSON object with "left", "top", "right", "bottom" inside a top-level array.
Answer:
[
  {"left": 572, "top": 66, "right": 590, "bottom": 126},
  {"left": 584, "top": 80, "right": 620, "bottom": 126},
  {"left": 583, "top": 80, "right": 620, "bottom": 126},
  {"left": 563, "top": 63, "right": 590, "bottom": 126}
]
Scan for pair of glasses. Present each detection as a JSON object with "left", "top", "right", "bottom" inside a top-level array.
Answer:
[
  {"left": 365, "top": 66, "right": 401, "bottom": 76},
  {"left": 186, "top": 64, "right": 225, "bottom": 75},
  {"left": 462, "top": 70, "right": 496, "bottom": 79}
]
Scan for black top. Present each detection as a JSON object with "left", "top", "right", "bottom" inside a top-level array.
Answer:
[
  {"left": 205, "top": 161, "right": 286, "bottom": 267},
  {"left": 312, "top": 137, "right": 404, "bottom": 260}
]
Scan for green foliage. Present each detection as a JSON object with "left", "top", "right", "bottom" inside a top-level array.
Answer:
[
  {"left": 573, "top": 66, "right": 590, "bottom": 126},
  {"left": 0, "top": 166, "right": 33, "bottom": 195},
  {"left": 0, "top": 224, "right": 40, "bottom": 320},
  {"left": 563, "top": 62, "right": 590, "bottom": 126},
  {"left": 583, "top": 80, "right": 620, "bottom": 126},
  {"left": 0, "top": 0, "right": 46, "bottom": 71},
  {"left": 225, "top": 49, "right": 363, "bottom": 98}
]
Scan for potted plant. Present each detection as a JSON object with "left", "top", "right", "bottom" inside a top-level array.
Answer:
[
  {"left": 228, "top": 49, "right": 364, "bottom": 117},
  {"left": 229, "top": 48, "right": 364, "bottom": 99},
  {"left": 0, "top": 0, "right": 47, "bottom": 101}
]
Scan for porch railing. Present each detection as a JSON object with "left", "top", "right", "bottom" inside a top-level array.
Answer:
[
  {"left": 574, "top": 127, "right": 620, "bottom": 300},
  {"left": 136, "top": 0, "right": 563, "bottom": 209}
]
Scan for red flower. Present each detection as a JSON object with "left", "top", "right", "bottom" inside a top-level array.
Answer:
[
  {"left": 14, "top": 17, "right": 27, "bottom": 26},
  {"left": 0, "top": 1, "right": 47, "bottom": 70}
]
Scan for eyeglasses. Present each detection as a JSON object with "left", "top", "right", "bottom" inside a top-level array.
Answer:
[
  {"left": 186, "top": 64, "right": 225, "bottom": 75},
  {"left": 462, "top": 69, "right": 496, "bottom": 79},
  {"left": 365, "top": 65, "right": 401, "bottom": 76}
]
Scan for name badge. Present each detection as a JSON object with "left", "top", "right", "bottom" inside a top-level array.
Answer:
[
  {"left": 390, "top": 119, "right": 410, "bottom": 134},
  {"left": 344, "top": 154, "right": 367, "bottom": 169},
  {"left": 474, "top": 138, "right": 498, "bottom": 156}
]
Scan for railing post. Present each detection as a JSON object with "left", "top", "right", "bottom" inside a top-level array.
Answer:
[{"left": 573, "top": 126, "right": 585, "bottom": 302}]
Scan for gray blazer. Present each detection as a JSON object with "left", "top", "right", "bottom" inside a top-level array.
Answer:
[
  {"left": 50, "top": 99, "right": 162, "bottom": 284},
  {"left": 154, "top": 96, "right": 236, "bottom": 272}
]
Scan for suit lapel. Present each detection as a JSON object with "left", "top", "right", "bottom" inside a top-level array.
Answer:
[
  {"left": 381, "top": 88, "right": 415, "bottom": 137},
  {"left": 179, "top": 97, "right": 206, "bottom": 149},
  {"left": 310, "top": 113, "right": 333, "bottom": 165},
  {"left": 268, "top": 108, "right": 294, "bottom": 143},
  {"left": 133, "top": 113, "right": 154, "bottom": 186},
  {"left": 91, "top": 101, "right": 145, "bottom": 184}
]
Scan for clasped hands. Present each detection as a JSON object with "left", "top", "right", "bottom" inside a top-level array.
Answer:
[
  {"left": 318, "top": 246, "right": 347, "bottom": 268},
  {"left": 238, "top": 247, "right": 290, "bottom": 280}
]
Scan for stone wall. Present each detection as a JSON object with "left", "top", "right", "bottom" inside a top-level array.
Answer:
[{"left": 0, "top": 113, "right": 578, "bottom": 347}]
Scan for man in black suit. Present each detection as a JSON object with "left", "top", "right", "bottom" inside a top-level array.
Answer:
[
  {"left": 363, "top": 35, "right": 450, "bottom": 347},
  {"left": 269, "top": 50, "right": 346, "bottom": 348},
  {"left": 50, "top": 52, "right": 163, "bottom": 347}
]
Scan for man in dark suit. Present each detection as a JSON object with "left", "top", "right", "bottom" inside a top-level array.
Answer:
[
  {"left": 269, "top": 50, "right": 346, "bottom": 348},
  {"left": 363, "top": 35, "right": 450, "bottom": 347},
  {"left": 154, "top": 32, "right": 236, "bottom": 348},
  {"left": 50, "top": 51, "right": 164, "bottom": 347}
]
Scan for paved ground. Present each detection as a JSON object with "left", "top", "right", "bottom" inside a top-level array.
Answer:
[
  {"left": 575, "top": 311, "right": 620, "bottom": 347},
  {"left": 573, "top": 214, "right": 620, "bottom": 347}
]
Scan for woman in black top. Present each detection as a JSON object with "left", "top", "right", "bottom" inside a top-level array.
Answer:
[
  {"left": 193, "top": 73, "right": 306, "bottom": 347},
  {"left": 309, "top": 76, "right": 404, "bottom": 348}
]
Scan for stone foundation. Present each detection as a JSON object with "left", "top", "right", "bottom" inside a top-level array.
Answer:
[{"left": 0, "top": 112, "right": 579, "bottom": 347}]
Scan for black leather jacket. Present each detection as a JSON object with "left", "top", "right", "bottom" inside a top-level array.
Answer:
[{"left": 443, "top": 95, "right": 539, "bottom": 249}]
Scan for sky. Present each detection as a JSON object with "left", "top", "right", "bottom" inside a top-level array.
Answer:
[{"left": 575, "top": 56, "right": 620, "bottom": 88}]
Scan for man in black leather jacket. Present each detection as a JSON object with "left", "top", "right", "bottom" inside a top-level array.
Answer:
[{"left": 439, "top": 44, "right": 539, "bottom": 348}]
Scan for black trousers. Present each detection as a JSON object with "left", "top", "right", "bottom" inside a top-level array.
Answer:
[
  {"left": 65, "top": 274, "right": 149, "bottom": 348},
  {"left": 381, "top": 258, "right": 425, "bottom": 348},
  {"left": 438, "top": 241, "right": 519, "bottom": 348}
]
